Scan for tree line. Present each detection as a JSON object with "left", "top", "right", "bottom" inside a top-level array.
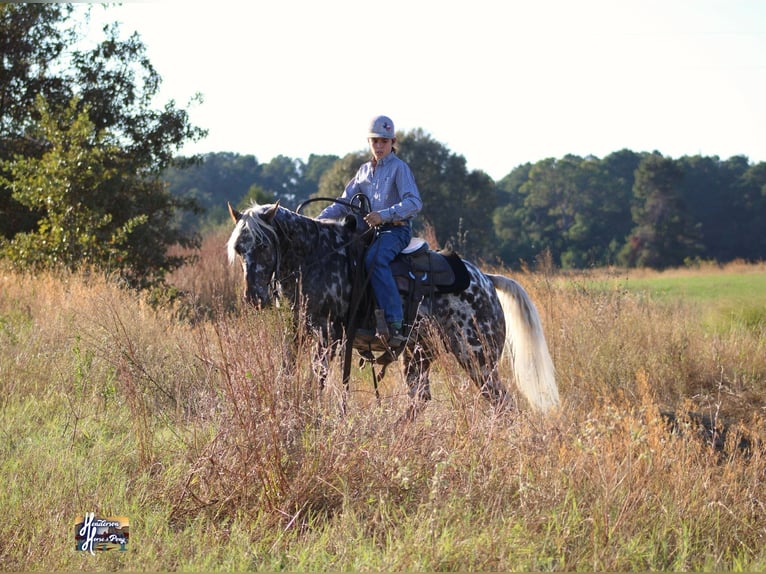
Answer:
[
  {"left": 495, "top": 151, "right": 766, "bottom": 268},
  {"left": 2, "top": 3, "right": 764, "bottom": 293},
  {"left": 164, "top": 144, "right": 766, "bottom": 269}
]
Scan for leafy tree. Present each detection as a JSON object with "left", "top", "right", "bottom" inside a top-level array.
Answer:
[
  {"left": 240, "top": 184, "right": 275, "bottom": 208},
  {"left": 493, "top": 163, "right": 536, "bottom": 265},
  {"left": 1, "top": 97, "right": 199, "bottom": 288},
  {"left": 505, "top": 156, "right": 586, "bottom": 267},
  {"left": 599, "top": 149, "right": 643, "bottom": 260},
  {"left": 563, "top": 154, "right": 638, "bottom": 268},
  {"left": 677, "top": 155, "right": 756, "bottom": 262},
  {"left": 297, "top": 153, "right": 339, "bottom": 206},
  {"left": 311, "top": 150, "right": 368, "bottom": 217},
  {"left": 736, "top": 161, "right": 766, "bottom": 260},
  {"left": 619, "top": 153, "right": 701, "bottom": 268},
  {"left": 163, "top": 151, "right": 340, "bottom": 226},
  {"left": 494, "top": 151, "right": 639, "bottom": 269},
  {"left": 258, "top": 154, "right": 301, "bottom": 204},
  {"left": 0, "top": 3, "right": 205, "bottom": 286},
  {"left": 397, "top": 129, "right": 497, "bottom": 259},
  {"left": 0, "top": 3, "right": 75, "bottom": 237}
]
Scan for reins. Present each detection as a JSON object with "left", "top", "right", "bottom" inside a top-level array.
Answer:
[
  {"left": 296, "top": 194, "right": 371, "bottom": 216},
  {"left": 295, "top": 195, "right": 383, "bottom": 400}
]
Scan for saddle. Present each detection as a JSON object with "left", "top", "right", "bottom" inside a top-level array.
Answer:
[
  {"left": 349, "top": 235, "right": 472, "bottom": 358},
  {"left": 341, "top": 214, "right": 471, "bottom": 357},
  {"left": 390, "top": 238, "right": 471, "bottom": 295}
]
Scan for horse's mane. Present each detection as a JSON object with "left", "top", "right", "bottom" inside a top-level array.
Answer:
[{"left": 226, "top": 204, "right": 279, "bottom": 265}]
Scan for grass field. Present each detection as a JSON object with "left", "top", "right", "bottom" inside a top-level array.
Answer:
[
  {"left": 572, "top": 261, "right": 766, "bottom": 333},
  {"left": 2, "top": 245, "right": 765, "bottom": 571}
]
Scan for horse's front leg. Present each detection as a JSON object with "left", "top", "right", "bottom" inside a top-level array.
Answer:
[
  {"left": 310, "top": 327, "right": 349, "bottom": 414},
  {"left": 398, "top": 343, "right": 434, "bottom": 424},
  {"left": 310, "top": 340, "right": 330, "bottom": 392}
]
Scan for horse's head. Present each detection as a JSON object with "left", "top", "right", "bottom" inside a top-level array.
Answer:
[{"left": 227, "top": 201, "right": 281, "bottom": 308}]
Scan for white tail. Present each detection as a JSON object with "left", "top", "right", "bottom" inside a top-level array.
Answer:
[{"left": 487, "top": 274, "right": 559, "bottom": 413}]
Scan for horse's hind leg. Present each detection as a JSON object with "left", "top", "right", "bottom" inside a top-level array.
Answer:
[
  {"left": 475, "top": 368, "right": 514, "bottom": 412},
  {"left": 457, "top": 346, "right": 514, "bottom": 412}
]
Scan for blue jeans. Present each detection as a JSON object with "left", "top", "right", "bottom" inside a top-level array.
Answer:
[{"left": 364, "top": 224, "right": 411, "bottom": 325}]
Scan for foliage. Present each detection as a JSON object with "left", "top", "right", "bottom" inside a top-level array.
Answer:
[
  {"left": 167, "top": 143, "right": 766, "bottom": 271},
  {"left": 0, "top": 3, "right": 204, "bottom": 287},
  {"left": 2, "top": 97, "right": 157, "bottom": 285},
  {"left": 7, "top": 8, "right": 760, "bottom": 274},
  {"left": 162, "top": 151, "right": 341, "bottom": 228},
  {"left": 618, "top": 153, "right": 703, "bottom": 268},
  {"left": 496, "top": 150, "right": 766, "bottom": 269}
]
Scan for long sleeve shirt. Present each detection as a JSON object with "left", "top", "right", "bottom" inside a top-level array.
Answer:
[{"left": 317, "top": 153, "right": 422, "bottom": 223}]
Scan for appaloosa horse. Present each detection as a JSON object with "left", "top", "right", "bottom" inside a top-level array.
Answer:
[{"left": 227, "top": 201, "right": 559, "bottom": 419}]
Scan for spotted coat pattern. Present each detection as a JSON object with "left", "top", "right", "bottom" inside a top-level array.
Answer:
[{"left": 227, "top": 203, "right": 559, "bottom": 415}]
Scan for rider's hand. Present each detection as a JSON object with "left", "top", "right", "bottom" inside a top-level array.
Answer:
[{"left": 364, "top": 211, "right": 383, "bottom": 227}]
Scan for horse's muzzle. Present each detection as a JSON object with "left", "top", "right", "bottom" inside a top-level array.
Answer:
[{"left": 244, "top": 288, "right": 270, "bottom": 309}]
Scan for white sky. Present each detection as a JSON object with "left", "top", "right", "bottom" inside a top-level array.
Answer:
[{"left": 83, "top": 1, "right": 766, "bottom": 180}]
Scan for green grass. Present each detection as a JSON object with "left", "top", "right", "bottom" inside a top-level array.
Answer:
[{"left": 579, "top": 269, "right": 766, "bottom": 333}]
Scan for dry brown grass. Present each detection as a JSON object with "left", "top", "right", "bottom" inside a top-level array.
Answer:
[
  {"left": 167, "top": 223, "right": 242, "bottom": 315},
  {"left": 2, "top": 243, "right": 766, "bottom": 570}
]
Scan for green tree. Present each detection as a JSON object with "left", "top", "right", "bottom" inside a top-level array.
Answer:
[
  {"left": 507, "top": 156, "right": 584, "bottom": 267},
  {"left": 494, "top": 151, "right": 639, "bottom": 269},
  {"left": 1, "top": 97, "right": 199, "bottom": 288},
  {"left": 1, "top": 3, "right": 75, "bottom": 237},
  {"left": 258, "top": 154, "right": 301, "bottom": 204},
  {"left": 599, "top": 149, "right": 643, "bottom": 262},
  {"left": 311, "top": 150, "right": 368, "bottom": 217},
  {"left": 493, "top": 163, "right": 536, "bottom": 265},
  {"left": 240, "top": 184, "right": 275, "bottom": 208},
  {"left": 677, "top": 155, "right": 755, "bottom": 262},
  {"left": 736, "top": 161, "right": 766, "bottom": 260},
  {"left": 0, "top": 3, "right": 204, "bottom": 286},
  {"left": 397, "top": 129, "right": 497, "bottom": 259},
  {"left": 163, "top": 152, "right": 261, "bottom": 228},
  {"left": 297, "top": 153, "right": 339, "bottom": 206},
  {"left": 619, "top": 153, "right": 701, "bottom": 268}
]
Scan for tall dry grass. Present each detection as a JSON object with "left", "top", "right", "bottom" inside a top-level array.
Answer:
[{"left": 2, "top": 235, "right": 766, "bottom": 570}]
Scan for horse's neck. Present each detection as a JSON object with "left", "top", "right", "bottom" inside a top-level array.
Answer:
[
  {"left": 276, "top": 211, "right": 332, "bottom": 259},
  {"left": 275, "top": 213, "right": 351, "bottom": 303}
]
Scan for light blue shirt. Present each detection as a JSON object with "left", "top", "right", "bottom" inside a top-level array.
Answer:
[{"left": 318, "top": 153, "right": 422, "bottom": 223}]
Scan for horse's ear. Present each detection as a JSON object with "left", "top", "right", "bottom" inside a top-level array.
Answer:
[
  {"left": 228, "top": 202, "right": 242, "bottom": 223},
  {"left": 263, "top": 201, "right": 280, "bottom": 224}
]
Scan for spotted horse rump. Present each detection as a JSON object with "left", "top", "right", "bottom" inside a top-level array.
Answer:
[{"left": 227, "top": 201, "right": 559, "bottom": 420}]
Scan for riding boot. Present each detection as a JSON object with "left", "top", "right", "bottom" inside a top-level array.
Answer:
[{"left": 387, "top": 322, "right": 407, "bottom": 347}]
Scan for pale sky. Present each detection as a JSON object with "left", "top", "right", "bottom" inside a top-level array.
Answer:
[{"left": 83, "top": 1, "right": 765, "bottom": 180}]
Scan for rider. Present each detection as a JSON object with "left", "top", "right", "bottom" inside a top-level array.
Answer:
[{"left": 317, "top": 115, "right": 423, "bottom": 346}]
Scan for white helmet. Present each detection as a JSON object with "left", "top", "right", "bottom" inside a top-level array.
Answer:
[{"left": 367, "top": 115, "right": 395, "bottom": 139}]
